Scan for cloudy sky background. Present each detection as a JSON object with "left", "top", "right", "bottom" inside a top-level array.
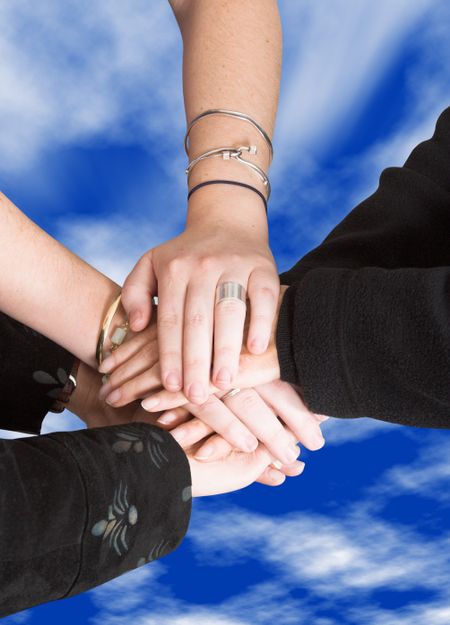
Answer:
[{"left": 1, "top": 0, "right": 450, "bottom": 623}]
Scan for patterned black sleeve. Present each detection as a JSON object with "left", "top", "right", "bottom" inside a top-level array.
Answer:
[
  {"left": 0, "top": 421, "right": 192, "bottom": 618},
  {"left": 0, "top": 311, "right": 77, "bottom": 435}
]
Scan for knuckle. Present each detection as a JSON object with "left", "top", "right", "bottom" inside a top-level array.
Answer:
[
  {"left": 159, "top": 349, "right": 180, "bottom": 364},
  {"left": 184, "top": 356, "right": 205, "bottom": 370},
  {"left": 195, "top": 395, "right": 218, "bottom": 416},
  {"left": 237, "top": 389, "right": 260, "bottom": 411},
  {"left": 198, "top": 255, "right": 216, "bottom": 272},
  {"left": 166, "top": 258, "right": 184, "bottom": 277},
  {"left": 158, "top": 312, "right": 179, "bottom": 329},
  {"left": 186, "top": 311, "right": 206, "bottom": 328},
  {"left": 215, "top": 345, "right": 237, "bottom": 361},
  {"left": 228, "top": 253, "right": 242, "bottom": 265},
  {"left": 250, "top": 311, "right": 271, "bottom": 325}
]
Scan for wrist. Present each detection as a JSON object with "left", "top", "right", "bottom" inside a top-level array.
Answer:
[
  {"left": 186, "top": 184, "right": 268, "bottom": 238},
  {"left": 67, "top": 361, "right": 104, "bottom": 426}
]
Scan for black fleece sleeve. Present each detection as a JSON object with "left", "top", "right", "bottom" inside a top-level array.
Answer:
[
  {"left": 0, "top": 311, "right": 77, "bottom": 435},
  {"left": 276, "top": 106, "right": 450, "bottom": 427},
  {"left": 0, "top": 421, "right": 192, "bottom": 619}
]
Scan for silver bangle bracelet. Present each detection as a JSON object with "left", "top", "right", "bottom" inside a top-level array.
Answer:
[
  {"left": 185, "top": 145, "right": 271, "bottom": 200},
  {"left": 184, "top": 108, "right": 274, "bottom": 165}
]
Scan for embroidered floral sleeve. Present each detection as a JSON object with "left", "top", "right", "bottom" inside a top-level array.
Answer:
[
  {"left": 0, "top": 311, "right": 77, "bottom": 434},
  {"left": 0, "top": 421, "right": 192, "bottom": 618}
]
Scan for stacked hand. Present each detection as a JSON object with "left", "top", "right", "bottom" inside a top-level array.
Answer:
[{"left": 95, "top": 279, "right": 328, "bottom": 489}]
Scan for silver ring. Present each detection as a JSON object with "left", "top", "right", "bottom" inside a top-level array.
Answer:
[
  {"left": 221, "top": 387, "right": 241, "bottom": 401},
  {"left": 215, "top": 281, "right": 246, "bottom": 305}
]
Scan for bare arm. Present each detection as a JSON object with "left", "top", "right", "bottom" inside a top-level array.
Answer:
[
  {"left": 0, "top": 192, "right": 124, "bottom": 369},
  {"left": 171, "top": 0, "right": 282, "bottom": 231}
]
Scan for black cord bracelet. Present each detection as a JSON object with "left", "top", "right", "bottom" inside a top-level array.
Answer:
[{"left": 187, "top": 179, "right": 268, "bottom": 214}]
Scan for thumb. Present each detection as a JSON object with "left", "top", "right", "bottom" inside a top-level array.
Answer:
[{"left": 121, "top": 251, "right": 157, "bottom": 332}]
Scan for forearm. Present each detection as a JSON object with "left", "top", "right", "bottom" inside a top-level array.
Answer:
[
  {"left": 172, "top": 0, "right": 282, "bottom": 232},
  {"left": 0, "top": 192, "right": 125, "bottom": 368}
]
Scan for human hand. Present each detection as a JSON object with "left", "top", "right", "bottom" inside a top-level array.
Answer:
[
  {"left": 119, "top": 220, "right": 280, "bottom": 405},
  {"left": 97, "top": 337, "right": 324, "bottom": 466},
  {"left": 97, "top": 284, "right": 287, "bottom": 410},
  {"left": 71, "top": 362, "right": 299, "bottom": 488},
  {"left": 155, "top": 379, "right": 326, "bottom": 468},
  {"left": 96, "top": 285, "right": 322, "bottom": 464},
  {"left": 184, "top": 428, "right": 303, "bottom": 497},
  {"left": 127, "top": 284, "right": 287, "bottom": 411}
]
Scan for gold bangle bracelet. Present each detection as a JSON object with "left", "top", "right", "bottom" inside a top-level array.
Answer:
[{"left": 96, "top": 291, "right": 123, "bottom": 365}]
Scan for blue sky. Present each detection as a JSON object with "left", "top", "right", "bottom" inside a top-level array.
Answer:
[{"left": 1, "top": 1, "right": 450, "bottom": 623}]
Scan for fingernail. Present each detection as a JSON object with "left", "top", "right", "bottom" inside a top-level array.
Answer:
[
  {"left": 156, "top": 412, "right": 178, "bottom": 425},
  {"left": 171, "top": 429, "right": 185, "bottom": 444},
  {"left": 98, "top": 356, "right": 115, "bottom": 374},
  {"left": 243, "top": 436, "right": 258, "bottom": 452},
  {"left": 165, "top": 371, "right": 181, "bottom": 390},
  {"left": 284, "top": 444, "right": 300, "bottom": 464},
  {"left": 189, "top": 382, "right": 205, "bottom": 402},
  {"left": 216, "top": 367, "right": 231, "bottom": 385},
  {"left": 101, "top": 374, "right": 110, "bottom": 385},
  {"left": 98, "top": 383, "right": 111, "bottom": 400},
  {"left": 141, "top": 396, "right": 160, "bottom": 410},
  {"left": 311, "top": 429, "right": 325, "bottom": 449},
  {"left": 105, "top": 389, "right": 122, "bottom": 405},
  {"left": 269, "top": 469, "right": 285, "bottom": 483},
  {"left": 295, "top": 461, "right": 306, "bottom": 475},
  {"left": 271, "top": 460, "right": 283, "bottom": 470},
  {"left": 195, "top": 446, "right": 213, "bottom": 460}
]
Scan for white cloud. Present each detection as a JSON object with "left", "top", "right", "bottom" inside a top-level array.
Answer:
[
  {"left": 272, "top": 0, "right": 437, "bottom": 181},
  {"left": 0, "top": 0, "right": 185, "bottom": 174}
]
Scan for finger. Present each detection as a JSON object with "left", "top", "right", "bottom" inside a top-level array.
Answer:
[
  {"left": 246, "top": 268, "right": 280, "bottom": 354},
  {"left": 140, "top": 376, "right": 222, "bottom": 413},
  {"left": 185, "top": 394, "right": 259, "bottom": 453},
  {"left": 256, "top": 467, "right": 288, "bottom": 486},
  {"left": 121, "top": 252, "right": 157, "bottom": 331},
  {"left": 99, "top": 340, "right": 159, "bottom": 401},
  {"left": 182, "top": 275, "right": 217, "bottom": 405},
  {"left": 155, "top": 407, "right": 192, "bottom": 428},
  {"left": 98, "top": 326, "right": 155, "bottom": 374},
  {"left": 157, "top": 264, "right": 188, "bottom": 393},
  {"left": 314, "top": 414, "right": 330, "bottom": 423},
  {"left": 141, "top": 388, "right": 190, "bottom": 412},
  {"left": 191, "top": 431, "right": 233, "bottom": 460},
  {"left": 169, "top": 417, "right": 214, "bottom": 449},
  {"left": 221, "top": 388, "right": 301, "bottom": 465},
  {"left": 102, "top": 362, "right": 162, "bottom": 407},
  {"left": 211, "top": 275, "right": 248, "bottom": 390},
  {"left": 254, "top": 380, "right": 326, "bottom": 451}
]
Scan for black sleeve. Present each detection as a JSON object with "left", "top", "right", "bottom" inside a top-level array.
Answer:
[
  {"left": 0, "top": 311, "right": 77, "bottom": 435},
  {"left": 0, "top": 421, "right": 192, "bottom": 619},
  {"left": 275, "top": 106, "right": 450, "bottom": 428}
]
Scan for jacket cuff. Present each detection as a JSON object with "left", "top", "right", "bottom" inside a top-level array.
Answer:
[
  {"left": 53, "top": 422, "right": 193, "bottom": 598},
  {"left": 0, "top": 422, "right": 192, "bottom": 618},
  {"left": 276, "top": 267, "right": 359, "bottom": 417},
  {"left": 0, "top": 312, "right": 77, "bottom": 435}
]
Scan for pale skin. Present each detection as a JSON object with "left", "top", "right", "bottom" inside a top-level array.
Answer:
[
  {"left": 121, "top": 0, "right": 283, "bottom": 405},
  {"left": 68, "top": 359, "right": 308, "bottom": 495},
  {"left": 0, "top": 0, "right": 326, "bottom": 476},
  {"left": 0, "top": 191, "right": 324, "bottom": 474}
]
